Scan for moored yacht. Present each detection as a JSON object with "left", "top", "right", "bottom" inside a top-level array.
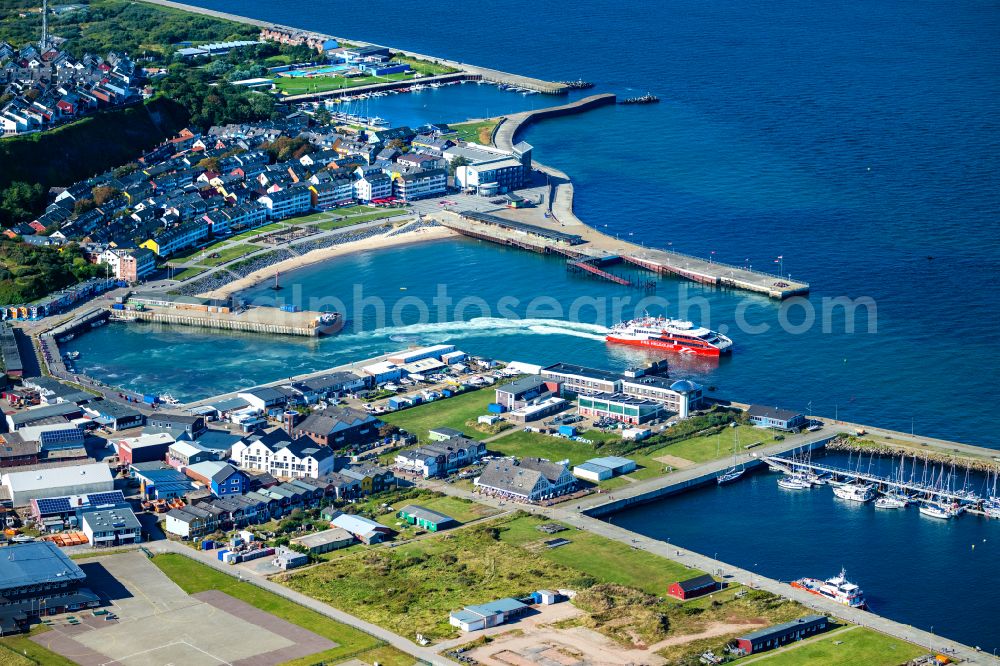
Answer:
[
  {"left": 919, "top": 503, "right": 953, "bottom": 519},
  {"left": 874, "top": 496, "right": 907, "bottom": 509},
  {"left": 778, "top": 476, "right": 811, "bottom": 490},
  {"left": 832, "top": 483, "right": 877, "bottom": 502}
]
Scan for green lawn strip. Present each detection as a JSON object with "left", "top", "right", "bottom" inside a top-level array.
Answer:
[
  {"left": 390, "top": 55, "right": 458, "bottom": 76},
  {"left": 171, "top": 265, "right": 209, "bottom": 281},
  {"left": 342, "top": 211, "right": 409, "bottom": 224},
  {"left": 274, "top": 72, "right": 417, "bottom": 95},
  {"left": 177, "top": 244, "right": 257, "bottom": 267},
  {"left": 228, "top": 222, "right": 287, "bottom": 242},
  {"left": 332, "top": 205, "right": 379, "bottom": 216},
  {"left": 287, "top": 211, "right": 340, "bottom": 225},
  {"left": 382, "top": 388, "right": 498, "bottom": 441},
  {"left": 739, "top": 626, "right": 925, "bottom": 666},
  {"left": 150, "top": 553, "right": 388, "bottom": 664},
  {"left": 496, "top": 515, "right": 697, "bottom": 595},
  {"left": 316, "top": 218, "right": 364, "bottom": 231},
  {"left": 169, "top": 238, "right": 233, "bottom": 263},
  {"left": 0, "top": 626, "right": 76, "bottom": 666}
]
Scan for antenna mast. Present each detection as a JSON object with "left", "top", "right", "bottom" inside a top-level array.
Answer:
[{"left": 40, "top": 0, "right": 48, "bottom": 50}]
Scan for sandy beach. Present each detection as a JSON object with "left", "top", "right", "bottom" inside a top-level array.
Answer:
[{"left": 199, "top": 224, "right": 459, "bottom": 300}]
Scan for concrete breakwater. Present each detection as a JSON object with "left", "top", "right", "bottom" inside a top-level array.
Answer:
[
  {"left": 492, "top": 93, "right": 619, "bottom": 148},
  {"left": 112, "top": 304, "right": 338, "bottom": 337}
]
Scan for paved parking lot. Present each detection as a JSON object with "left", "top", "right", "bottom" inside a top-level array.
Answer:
[{"left": 31, "top": 552, "right": 335, "bottom": 666}]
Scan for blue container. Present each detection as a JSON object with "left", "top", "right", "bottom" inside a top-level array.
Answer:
[
  {"left": 488, "top": 403, "right": 506, "bottom": 414},
  {"left": 531, "top": 591, "right": 543, "bottom": 604},
  {"left": 202, "top": 539, "right": 214, "bottom": 550},
  {"left": 111, "top": 303, "right": 125, "bottom": 310},
  {"left": 143, "top": 394, "right": 158, "bottom": 404},
  {"left": 442, "top": 389, "right": 453, "bottom": 397},
  {"left": 558, "top": 425, "right": 577, "bottom": 437},
  {"left": 216, "top": 549, "right": 229, "bottom": 561}
]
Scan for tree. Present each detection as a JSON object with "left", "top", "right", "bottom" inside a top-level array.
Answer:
[
  {"left": 0, "top": 181, "right": 45, "bottom": 227},
  {"left": 448, "top": 155, "right": 471, "bottom": 176},
  {"left": 313, "top": 108, "right": 332, "bottom": 126},
  {"left": 197, "top": 156, "right": 221, "bottom": 173},
  {"left": 73, "top": 198, "right": 96, "bottom": 214},
  {"left": 91, "top": 185, "right": 120, "bottom": 206}
]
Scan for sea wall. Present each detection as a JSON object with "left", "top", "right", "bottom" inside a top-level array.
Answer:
[{"left": 584, "top": 436, "right": 833, "bottom": 518}]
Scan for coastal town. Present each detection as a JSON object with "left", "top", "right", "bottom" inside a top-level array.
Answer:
[{"left": 0, "top": 2, "right": 994, "bottom": 666}]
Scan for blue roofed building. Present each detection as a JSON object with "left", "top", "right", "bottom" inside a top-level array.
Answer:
[
  {"left": 131, "top": 465, "right": 196, "bottom": 500},
  {"left": 0, "top": 542, "right": 101, "bottom": 633},
  {"left": 449, "top": 598, "right": 531, "bottom": 632}
]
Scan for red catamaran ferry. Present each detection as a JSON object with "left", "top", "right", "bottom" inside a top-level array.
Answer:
[{"left": 606, "top": 316, "right": 733, "bottom": 356}]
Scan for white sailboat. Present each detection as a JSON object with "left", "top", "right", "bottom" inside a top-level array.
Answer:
[{"left": 717, "top": 426, "right": 745, "bottom": 485}]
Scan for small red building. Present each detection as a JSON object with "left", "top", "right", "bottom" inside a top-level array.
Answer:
[{"left": 667, "top": 574, "right": 719, "bottom": 600}]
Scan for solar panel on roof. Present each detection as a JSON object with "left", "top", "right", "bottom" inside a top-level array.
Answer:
[
  {"left": 87, "top": 491, "right": 126, "bottom": 507},
  {"left": 34, "top": 497, "right": 71, "bottom": 515}
]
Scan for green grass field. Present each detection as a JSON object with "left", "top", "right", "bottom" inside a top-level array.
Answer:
[
  {"left": 654, "top": 431, "right": 733, "bottom": 463},
  {"left": 281, "top": 518, "right": 584, "bottom": 639},
  {"left": 382, "top": 388, "right": 497, "bottom": 441},
  {"left": 380, "top": 492, "right": 498, "bottom": 527},
  {"left": 496, "top": 514, "right": 697, "bottom": 595},
  {"left": 741, "top": 626, "right": 925, "bottom": 666},
  {"left": 274, "top": 72, "right": 417, "bottom": 96},
  {"left": 151, "top": 553, "right": 415, "bottom": 666},
  {"left": 448, "top": 119, "right": 501, "bottom": 145}
]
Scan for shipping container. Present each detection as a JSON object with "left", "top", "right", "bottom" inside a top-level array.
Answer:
[
  {"left": 143, "top": 394, "right": 158, "bottom": 404},
  {"left": 216, "top": 549, "right": 229, "bottom": 561},
  {"left": 488, "top": 403, "right": 506, "bottom": 414},
  {"left": 558, "top": 425, "right": 577, "bottom": 437},
  {"left": 111, "top": 303, "right": 125, "bottom": 310}
]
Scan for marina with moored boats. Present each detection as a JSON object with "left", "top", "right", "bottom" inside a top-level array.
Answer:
[{"left": 765, "top": 449, "right": 1000, "bottom": 520}]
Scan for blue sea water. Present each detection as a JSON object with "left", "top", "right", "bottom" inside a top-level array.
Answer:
[
  {"left": 67, "top": 0, "right": 1000, "bottom": 647},
  {"left": 81, "top": 0, "right": 1000, "bottom": 442}
]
